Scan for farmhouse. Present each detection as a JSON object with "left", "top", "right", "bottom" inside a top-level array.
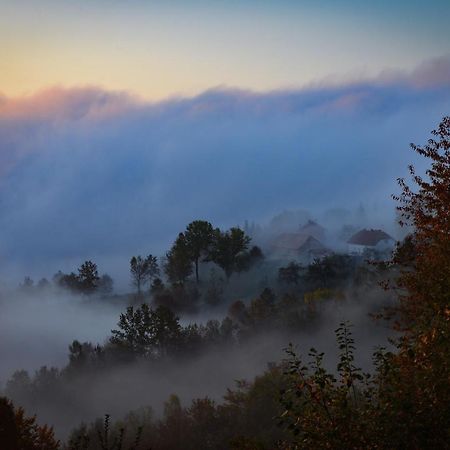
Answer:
[
  {"left": 347, "top": 229, "right": 395, "bottom": 255},
  {"left": 299, "top": 220, "right": 326, "bottom": 241},
  {"left": 270, "top": 232, "right": 330, "bottom": 263}
]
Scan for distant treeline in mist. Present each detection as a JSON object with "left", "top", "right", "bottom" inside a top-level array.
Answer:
[{"left": 3, "top": 248, "right": 392, "bottom": 448}]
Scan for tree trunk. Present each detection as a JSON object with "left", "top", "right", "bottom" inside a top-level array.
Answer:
[{"left": 195, "top": 258, "right": 199, "bottom": 283}]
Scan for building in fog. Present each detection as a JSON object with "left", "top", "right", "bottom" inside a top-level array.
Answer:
[
  {"left": 270, "top": 231, "right": 330, "bottom": 263},
  {"left": 347, "top": 229, "right": 395, "bottom": 255}
]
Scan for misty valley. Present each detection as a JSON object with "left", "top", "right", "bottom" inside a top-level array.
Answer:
[
  {"left": 0, "top": 5, "right": 449, "bottom": 443},
  {"left": 1, "top": 203, "right": 399, "bottom": 447},
  {"left": 2, "top": 114, "right": 450, "bottom": 450}
]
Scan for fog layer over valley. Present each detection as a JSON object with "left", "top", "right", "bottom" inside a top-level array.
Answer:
[
  {"left": 0, "top": 244, "right": 394, "bottom": 439},
  {"left": 0, "top": 290, "right": 124, "bottom": 381},
  {"left": 1, "top": 56, "right": 449, "bottom": 287},
  {"left": 0, "top": 57, "right": 448, "bottom": 448}
]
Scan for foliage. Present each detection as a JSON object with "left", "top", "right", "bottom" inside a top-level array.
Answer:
[
  {"left": 277, "top": 116, "right": 450, "bottom": 449},
  {"left": 278, "top": 262, "right": 302, "bottom": 285},
  {"left": 98, "top": 274, "right": 114, "bottom": 295},
  {"left": 208, "top": 227, "right": 251, "bottom": 279},
  {"left": 110, "top": 304, "right": 181, "bottom": 358},
  {"left": 235, "top": 245, "right": 265, "bottom": 274},
  {"left": 68, "top": 413, "right": 149, "bottom": 450},
  {"left": 78, "top": 261, "right": 100, "bottom": 294},
  {"left": 52, "top": 261, "right": 108, "bottom": 294},
  {"left": 0, "top": 396, "right": 59, "bottom": 450},
  {"left": 65, "top": 365, "right": 287, "bottom": 450},
  {"left": 130, "top": 255, "right": 159, "bottom": 295},
  {"left": 184, "top": 220, "right": 216, "bottom": 283},
  {"left": 304, "top": 254, "right": 355, "bottom": 289},
  {"left": 203, "top": 268, "right": 225, "bottom": 306},
  {"left": 164, "top": 233, "right": 193, "bottom": 285}
]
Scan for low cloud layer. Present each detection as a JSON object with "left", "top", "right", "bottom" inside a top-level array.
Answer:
[{"left": 0, "top": 57, "right": 449, "bottom": 286}]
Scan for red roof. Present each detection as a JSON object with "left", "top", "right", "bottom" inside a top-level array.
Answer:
[{"left": 347, "top": 229, "right": 393, "bottom": 246}]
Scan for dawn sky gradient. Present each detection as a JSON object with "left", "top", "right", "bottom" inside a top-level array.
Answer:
[{"left": 1, "top": 0, "right": 450, "bottom": 99}]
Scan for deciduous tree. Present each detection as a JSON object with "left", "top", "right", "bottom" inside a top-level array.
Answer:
[
  {"left": 184, "top": 220, "right": 215, "bottom": 283},
  {"left": 165, "top": 233, "right": 193, "bottom": 285},
  {"left": 208, "top": 227, "right": 251, "bottom": 279},
  {"left": 130, "top": 255, "right": 159, "bottom": 295}
]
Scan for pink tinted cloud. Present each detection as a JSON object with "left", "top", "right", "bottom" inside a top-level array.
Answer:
[
  {"left": 0, "top": 55, "right": 448, "bottom": 181},
  {"left": 0, "top": 56, "right": 448, "bottom": 122},
  {"left": 409, "top": 56, "right": 450, "bottom": 88},
  {"left": 376, "top": 55, "right": 450, "bottom": 88},
  {"left": 0, "top": 86, "right": 137, "bottom": 121}
]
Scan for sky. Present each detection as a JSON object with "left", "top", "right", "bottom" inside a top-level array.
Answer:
[
  {"left": 1, "top": 0, "right": 450, "bottom": 99},
  {"left": 0, "top": 1, "right": 449, "bottom": 288}
]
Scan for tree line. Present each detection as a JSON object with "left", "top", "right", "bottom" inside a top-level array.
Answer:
[{"left": 20, "top": 221, "right": 263, "bottom": 300}]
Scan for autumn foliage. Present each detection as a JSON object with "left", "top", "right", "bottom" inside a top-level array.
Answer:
[
  {"left": 279, "top": 117, "right": 450, "bottom": 449},
  {"left": 0, "top": 397, "right": 59, "bottom": 450}
]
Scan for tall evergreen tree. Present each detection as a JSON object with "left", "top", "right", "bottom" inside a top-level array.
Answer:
[{"left": 77, "top": 260, "right": 99, "bottom": 294}]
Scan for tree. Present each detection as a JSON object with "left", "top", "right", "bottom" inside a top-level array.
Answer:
[
  {"left": 150, "top": 278, "right": 165, "bottom": 295},
  {"left": 56, "top": 272, "right": 80, "bottom": 292},
  {"left": 228, "top": 300, "right": 249, "bottom": 325},
  {"left": 208, "top": 227, "right": 251, "bottom": 279},
  {"left": 305, "top": 254, "right": 354, "bottom": 289},
  {"left": 0, "top": 397, "right": 59, "bottom": 450},
  {"left": 278, "top": 117, "right": 450, "bottom": 449},
  {"left": 37, "top": 278, "right": 50, "bottom": 289},
  {"left": 392, "top": 115, "right": 450, "bottom": 337},
  {"left": 77, "top": 260, "right": 99, "bottom": 294},
  {"left": 165, "top": 233, "right": 193, "bottom": 285},
  {"left": 235, "top": 245, "right": 265, "bottom": 273},
  {"left": 278, "top": 261, "right": 302, "bottom": 285},
  {"left": 248, "top": 288, "right": 276, "bottom": 324},
  {"left": 184, "top": 220, "right": 215, "bottom": 283},
  {"left": 97, "top": 273, "right": 114, "bottom": 294},
  {"left": 110, "top": 304, "right": 181, "bottom": 358},
  {"left": 203, "top": 268, "right": 224, "bottom": 306},
  {"left": 20, "top": 277, "right": 34, "bottom": 290},
  {"left": 130, "top": 255, "right": 159, "bottom": 295}
]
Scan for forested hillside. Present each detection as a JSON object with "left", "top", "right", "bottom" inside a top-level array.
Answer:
[{"left": 0, "top": 117, "right": 449, "bottom": 449}]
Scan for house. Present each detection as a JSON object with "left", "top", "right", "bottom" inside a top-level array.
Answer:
[
  {"left": 299, "top": 220, "right": 326, "bottom": 241},
  {"left": 347, "top": 229, "right": 395, "bottom": 255},
  {"left": 270, "top": 232, "right": 330, "bottom": 263}
]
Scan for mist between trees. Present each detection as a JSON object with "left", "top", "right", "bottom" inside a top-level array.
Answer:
[
  {"left": 0, "top": 225, "right": 395, "bottom": 442},
  {"left": 1, "top": 117, "right": 449, "bottom": 449}
]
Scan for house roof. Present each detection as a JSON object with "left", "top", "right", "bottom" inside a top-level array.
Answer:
[
  {"left": 272, "top": 233, "right": 310, "bottom": 250},
  {"left": 299, "top": 220, "right": 326, "bottom": 239},
  {"left": 271, "top": 233, "right": 324, "bottom": 252},
  {"left": 347, "top": 229, "right": 393, "bottom": 246},
  {"left": 298, "top": 235, "right": 326, "bottom": 253}
]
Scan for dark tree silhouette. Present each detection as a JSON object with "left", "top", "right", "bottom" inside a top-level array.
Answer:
[
  {"left": 184, "top": 220, "right": 215, "bottom": 283},
  {"left": 278, "top": 261, "right": 302, "bottom": 285},
  {"left": 165, "top": 233, "right": 193, "bottom": 285},
  {"left": 130, "top": 255, "right": 159, "bottom": 295},
  {"left": 77, "top": 260, "right": 99, "bottom": 294},
  {"left": 0, "top": 397, "right": 59, "bottom": 450},
  {"left": 110, "top": 304, "right": 181, "bottom": 358},
  {"left": 208, "top": 227, "right": 251, "bottom": 279}
]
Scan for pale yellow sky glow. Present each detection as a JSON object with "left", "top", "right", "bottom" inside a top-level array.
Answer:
[{"left": 1, "top": 1, "right": 449, "bottom": 100}]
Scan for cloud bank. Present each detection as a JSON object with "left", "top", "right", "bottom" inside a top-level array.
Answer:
[{"left": 0, "top": 57, "right": 449, "bottom": 287}]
